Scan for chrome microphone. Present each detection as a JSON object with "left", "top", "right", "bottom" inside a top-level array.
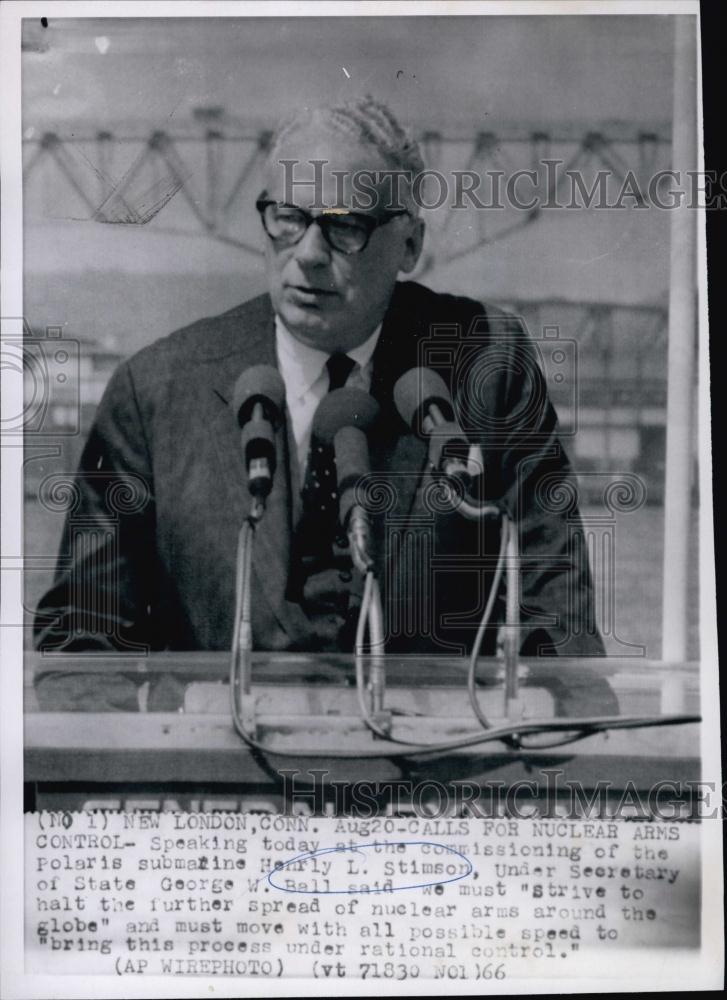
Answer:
[
  {"left": 231, "top": 365, "right": 286, "bottom": 505},
  {"left": 312, "top": 388, "right": 380, "bottom": 573},
  {"left": 393, "top": 367, "right": 471, "bottom": 490}
]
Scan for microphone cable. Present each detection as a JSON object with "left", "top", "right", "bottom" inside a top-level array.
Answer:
[
  {"left": 230, "top": 549, "right": 700, "bottom": 759},
  {"left": 227, "top": 445, "right": 701, "bottom": 758},
  {"left": 466, "top": 511, "right": 509, "bottom": 732}
]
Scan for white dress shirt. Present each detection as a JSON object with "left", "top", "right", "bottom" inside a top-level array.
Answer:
[{"left": 274, "top": 316, "right": 382, "bottom": 480}]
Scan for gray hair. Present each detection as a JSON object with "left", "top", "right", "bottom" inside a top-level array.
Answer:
[{"left": 266, "top": 95, "right": 425, "bottom": 212}]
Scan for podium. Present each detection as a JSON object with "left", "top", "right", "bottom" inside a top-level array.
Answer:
[{"left": 24, "top": 653, "right": 700, "bottom": 812}]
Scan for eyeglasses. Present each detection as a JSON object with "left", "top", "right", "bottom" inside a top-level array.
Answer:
[{"left": 255, "top": 198, "right": 409, "bottom": 255}]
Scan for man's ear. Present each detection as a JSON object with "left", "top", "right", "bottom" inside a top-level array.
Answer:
[{"left": 400, "top": 217, "right": 425, "bottom": 274}]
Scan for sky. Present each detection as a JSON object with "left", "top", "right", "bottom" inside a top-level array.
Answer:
[{"left": 22, "top": 15, "right": 676, "bottom": 134}]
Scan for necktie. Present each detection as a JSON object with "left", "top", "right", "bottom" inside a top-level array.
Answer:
[
  {"left": 289, "top": 353, "right": 364, "bottom": 647},
  {"left": 300, "top": 353, "right": 357, "bottom": 549}
]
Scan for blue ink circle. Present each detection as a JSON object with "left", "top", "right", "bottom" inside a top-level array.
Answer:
[{"left": 266, "top": 840, "right": 473, "bottom": 894}]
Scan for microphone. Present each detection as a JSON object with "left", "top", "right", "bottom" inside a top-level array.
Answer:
[
  {"left": 312, "top": 388, "right": 380, "bottom": 573},
  {"left": 231, "top": 365, "right": 286, "bottom": 504},
  {"left": 393, "top": 367, "right": 471, "bottom": 490}
]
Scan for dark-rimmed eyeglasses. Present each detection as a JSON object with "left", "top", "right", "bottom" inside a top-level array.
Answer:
[{"left": 255, "top": 198, "right": 409, "bottom": 255}]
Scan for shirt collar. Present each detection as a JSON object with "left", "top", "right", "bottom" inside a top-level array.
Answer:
[{"left": 274, "top": 316, "right": 382, "bottom": 400}]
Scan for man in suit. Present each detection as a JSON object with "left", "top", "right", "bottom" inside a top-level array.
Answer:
[{"left": 34, "top": 97, "right": 608, "bottom": 711}]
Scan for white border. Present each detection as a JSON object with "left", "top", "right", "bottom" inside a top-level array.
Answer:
[{"left": 1, "top": 2, "right": 720, "bottom": 997}]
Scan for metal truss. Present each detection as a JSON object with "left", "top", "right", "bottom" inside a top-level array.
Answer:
[{"left": 23, "top": 112, "right": 671, "bottom": 270}]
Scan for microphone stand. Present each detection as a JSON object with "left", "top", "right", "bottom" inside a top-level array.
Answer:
[
  {"left": 350, "top": 506, "right": 391, "bottom": 737},
  {"left": 355, "top": 571, "right": 391, "bottom": 738},
  {"left": 503, "top": 516, "right": 523, "bottom": 723},
  {"left": 230, "top": 512, "right": 260, "bottom": 740},
  {"left": 422, "top": 383, "right": 522, "bottom": 720},
  {"left": 230, "top": 407, "right": 270, "bottom": 742},
  {"left": 366, "top": 576, "right": 387, "bottom": 716},
  {"left": 434, "top": 469, "right": 522, "bottom": 724}
]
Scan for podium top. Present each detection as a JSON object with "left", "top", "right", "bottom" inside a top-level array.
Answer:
[
  {"left": 26, "top": 650, "right": 700, "bottom": 682},
  {"left": 24, "top": 653, "right": 702, "bottom": 793}
]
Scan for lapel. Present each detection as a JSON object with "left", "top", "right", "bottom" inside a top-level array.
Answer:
[{"left": 368, "top": 286, "right": 430, "bottom": 575}]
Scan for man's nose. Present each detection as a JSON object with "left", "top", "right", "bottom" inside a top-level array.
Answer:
[{"left": 292, "top": 221, "right": 331, "bottom": 266}]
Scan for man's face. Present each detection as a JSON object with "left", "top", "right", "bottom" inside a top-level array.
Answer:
[{"left": 260, "top": 128, "right": 424, "bottom": 354}]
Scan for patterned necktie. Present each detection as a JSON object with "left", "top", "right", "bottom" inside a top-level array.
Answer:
[{"left": 300, "top": 353, "right": 356, "bottom": 551}]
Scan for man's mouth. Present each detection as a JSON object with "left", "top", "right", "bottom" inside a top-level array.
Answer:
[
  {"left": 288, "top": 284, "right": 337, "bottom": 296},
  {"left": 285, "top": 284, "right": 338, "bottom": 306}
]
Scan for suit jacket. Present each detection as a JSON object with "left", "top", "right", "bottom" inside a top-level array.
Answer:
[{"left": 34, "top": 281, "right": 605, "bottom": 673}]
